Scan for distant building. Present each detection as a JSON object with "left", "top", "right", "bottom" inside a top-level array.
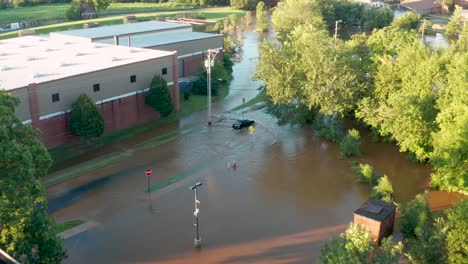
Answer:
[
  {"left": 0, "top": 36, "right": 179, "bottom": 148},
  {"left": 51, "top": 21, "right": 224, "bottom": 78},
  {"left": 401, "top": 0, "right": 443, "bottom": 15}
]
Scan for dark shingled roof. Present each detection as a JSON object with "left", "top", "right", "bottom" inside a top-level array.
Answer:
[
  {"left": 354, "top": 199, "right": 396, "bottom": 222},
  {"left": 401, "top": 0, "right": 440, "bottom": 11}
]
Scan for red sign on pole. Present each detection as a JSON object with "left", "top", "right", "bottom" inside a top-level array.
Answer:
[{"left": 145, "top": 168, "right": 152, "bottom": 176}]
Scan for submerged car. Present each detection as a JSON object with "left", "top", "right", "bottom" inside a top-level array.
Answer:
[{"left": 232, "top": 119, "right": 255, "bottom": 130}]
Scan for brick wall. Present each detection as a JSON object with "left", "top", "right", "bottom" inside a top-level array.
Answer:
[{"left": 33, "top": 86, "right": 177, "bottom": 149}]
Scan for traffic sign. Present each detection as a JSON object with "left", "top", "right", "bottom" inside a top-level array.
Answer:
[
  {"left": 249, "top": 126, "right": 255, "bottom": 134},
  {"left": 145, "top": 168, "right": 152, "bottom": 176}
]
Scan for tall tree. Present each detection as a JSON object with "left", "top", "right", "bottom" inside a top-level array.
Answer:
[
  {"left": 0, "top": 90, "right": 66, "bottom": 263},
  {"left": 256, "top": 1, "right": 268, "bottom": 32},
  {"left": 271, "top": 0, "right": 324, "bottom": 40},
  {"left": 431, "top": 52, "right": 468, "bottom": 193},
  {"left": 70, "top": 93, "right": 105, "bottom": 138},
  {"left": 145, "top": 75, "right": 174, "bottom": 117},
  {"left": 446, "top": 7, "right": 464, "bottom": 38}
]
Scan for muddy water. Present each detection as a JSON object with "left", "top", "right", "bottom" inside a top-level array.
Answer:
[{"left": 49, "top": 19, "right": 459, "bottom": 264}]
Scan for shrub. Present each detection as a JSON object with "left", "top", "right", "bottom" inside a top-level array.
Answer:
[
  {"left": 400, "top": 194, "right": 432, "bottom": 238},
  {"left": 351, "top": 162, "right": 378, "bottom": 185},
  {"left": 312, "top": 112, "right": 343, "bottom": 143},
  {"left": 319, "top": 223, "right": 403, "bottom": 264},
  {"left": 191, "top": 59, "right": 227, "bottom": 96},
  {"left": 145, "top": 75, "right": 174, "bottom": 117},
  {"left": 340, "top": 129, "right": 362, "bottom": 158},
  {"left": 183, "top": 90, "right": 191, "bottom": 101},
  {"left": 70, "top": 93, "right": 104, "bottom": 138},
  {"left": 372, "top": 175, "right": 394, "bottom": 202},
  {"left": 66, "top": 1, "right": 82, "bottom": 21},
  {"left": 444, "top": 200, "right": 468, "bottom": 263}
]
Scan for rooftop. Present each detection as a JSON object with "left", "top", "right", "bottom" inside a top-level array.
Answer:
[
  {"left": 354, "top": 199, "right": 396, "bottom": 222},
  {"left": 401, "top": 0, "right": 441, "bottom": 11},
  {"left": 106, "top": 31, "right": 222, "bottom": 48},
  {"left": 0, "top": 36, "right": 175, "bottom": 91},
  {"left": 50, "top": 21, "right": 192, "bottom": 40}
]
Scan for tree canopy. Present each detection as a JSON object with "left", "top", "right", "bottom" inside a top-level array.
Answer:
[
  {"left": 0, "top": 90, "right": 66, "bottom": 263},
  {"left": 145, "top": 75, "right": 174, "bottom": 117},
  {"left": 70, "top": 93, "right": 105, "bottom": 138}
]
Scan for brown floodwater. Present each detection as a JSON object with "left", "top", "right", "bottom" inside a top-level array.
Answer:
[{"left": 47, "top": 19, "right": 463, "bottom": 264}]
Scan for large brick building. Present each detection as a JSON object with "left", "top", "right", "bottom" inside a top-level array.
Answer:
[
  {"left": 0, "top": 36, "right": 179, "bottom": 148},
  {"left": 1, "top": 21, "right": 224, "bottom": 149}
]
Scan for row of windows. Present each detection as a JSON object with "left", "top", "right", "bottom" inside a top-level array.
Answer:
[{"left": 51, "top": 69, "right": 168, "bottom": 102}]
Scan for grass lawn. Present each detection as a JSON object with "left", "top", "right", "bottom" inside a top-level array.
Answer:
[
  {"left": 0, "top": 2, "right": 195, "bottom": 25},
  {"left": 230, "top": 90, "right": 266, "bottom": 112},
  {"left": 0, "top": 7, "right": 246, "bottom": 40},
  {"left": 55, "top": 220, "right": 85, "bottom": 234}
]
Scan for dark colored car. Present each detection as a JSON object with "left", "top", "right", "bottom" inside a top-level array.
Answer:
[{"left": 232, "top": 119, "right": 255, "bottom": 130}]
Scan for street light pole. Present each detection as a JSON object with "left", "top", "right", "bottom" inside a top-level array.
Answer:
[
  {"left": 190, "top": 182, "right": 203, "bottom": 247},
  {"left": 205, "top": 49, "right": 219, "bottom": 126},
  {"left": 334, "top": 20, "right": 342, "bottom": 48}
]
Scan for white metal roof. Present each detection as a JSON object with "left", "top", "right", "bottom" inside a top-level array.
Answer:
[
  {"left": 0, "top": 36, "right": 175, "bottom": 91},
  {"left": 51, "top": 21, "right": 192, "bottom": 40},
  {"left": 98, "top": 31, "right": 223, "bottom": 48}
]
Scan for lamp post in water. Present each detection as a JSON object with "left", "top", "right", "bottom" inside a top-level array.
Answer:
[
  {"left": 190, "top": 182, "right": 203, "bottom": 247},
  {"left": 205, "top": 49, "right": 219, "bottom": 126}
]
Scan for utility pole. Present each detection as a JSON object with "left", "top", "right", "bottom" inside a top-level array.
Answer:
[
  {"left": 334, "top": 20, "right": 342, "bottom": 48},
  {"left": 0, "top": 248, "right": 20, "bottom": 264},
  {"left": 205, "top": 49, "right": 219, "bottom": 126},
  {"left": 190, "top": 182, "right": 203, "bottom": 247}
]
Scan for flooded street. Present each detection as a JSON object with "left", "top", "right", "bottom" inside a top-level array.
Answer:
[{"left": 48, "top": 20, "right": 440, "bottom": 264}]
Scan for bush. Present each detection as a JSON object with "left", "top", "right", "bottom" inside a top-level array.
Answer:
[
  {"left": 191, "top": 59, "right": 228, "bottom": 96},
  {"left": 372, "top": 175, "right": 394, "bottom": 202},
  {"left": 400, "top": 194, "right": 432, "bottom": 238},
  {"left": 351, "top": 162, "right": 378, "bottom": 185},
  {"left": 66, "top": 1, "right": 82, "bottom": 21},
  {"left": 70, "top": 93, "right": 104, "bottom": 138},
  {"left": 444, "top": 200, "right": 468, "bottom": 263},
  {"left": 319, "top": 223, "right": 403, "bottom": 264},
  {"left": 145, "top": 75, "right": 174, "bottom": 117},
  {"left": 183, "top": 90, "right": 191, "bottom": 101},
  {"left": 340, "top": 129, "right": 362, "bottom": 158},
  {"left": 312, "top": 112, "right": 343, "bottom": 143}
]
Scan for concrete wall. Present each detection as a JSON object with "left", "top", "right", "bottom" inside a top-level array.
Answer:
[
  {"left": 11, "top": 87, "right": 31, "bottom": 122},
  {"left": 149, "top": 36, "right": 223, "bottom": 57},
  {"left": 34, "top": 56, "right": 174, "bottom": 119}
]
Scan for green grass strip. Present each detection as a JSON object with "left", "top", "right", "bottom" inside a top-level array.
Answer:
[
  {"left": 229, "top": 91, "right": 266, "bottom": 112},
  {"left": 55, "top": 219, "right": 85, "bottom": 234},
  {"left": 44, "top": 152, "right": 133, "bottom": 188},
  {"left": 145, "top": 158, "right": 220, "bottom": 193}
]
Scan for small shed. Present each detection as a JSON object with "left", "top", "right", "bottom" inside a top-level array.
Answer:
[{"left": 353, "top": 199, "right": 396, "bottom": 245}]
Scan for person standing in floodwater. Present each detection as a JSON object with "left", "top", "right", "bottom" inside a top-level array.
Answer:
[{"left": 232, "top": 160, "right": 237, "bottom": 170}]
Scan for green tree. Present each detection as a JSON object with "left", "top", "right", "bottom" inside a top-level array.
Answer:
[
  {"left": 391, "top": 12, "right": 420, "bottom": 31},
  {"left": 0, "top": 90, "right": 66, "bottom": 263},
  {"left": 372, "top": 175, "right": 394, "bottom": 202},
  {"left": 319, "top": 223, "right": 403, "bottom": 264},
  {"left": 400, "top": 194, "right": 447, "bottom": 263},
  {"left": 66, "top": 1, "right": 82, "bottom": 21},
  {"left": 271, "top": 0, "right": 325, "bottom": 40},
  {"left": 351, "top": 162, "right": 378, "bottom": 185},
  {"left": 85, "top": 0, "right": 110, "bottom": 11},
  {"left": 256, "top": 1, "right": 268, "bottom": 32},
  {"left": 230, "top": 0, "right": 257, "bottom": 10},
  {"left": 443, "top": 200, "right": 468, "bottom": 263},
  {"left": 340, "top": 129, "right": 362, "bottom": 158},
  {"left": 431, "top": 53, "right": 468, "bottom": 193},
  {"left": 446, "top": 7, "right": 464, "bottom": 38},
  {"left": 145, "top": 75, "right": 174, "bottom": 117},
  {"left": 70, "top": 93, "right": 104, "bottom": 138}
]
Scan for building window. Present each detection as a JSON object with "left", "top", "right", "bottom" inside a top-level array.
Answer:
[
  {"left": 93, "top": 83, "right": 100, "bottom": 92},
  {"left": 130, "top": 75, "right": 136, "bottom": 83},
  {"left": 52, "top": 93, "right": 60, "bottom": 102},
  {"left": 162, "top": 68, "right": 167, "bottom": 75}
]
